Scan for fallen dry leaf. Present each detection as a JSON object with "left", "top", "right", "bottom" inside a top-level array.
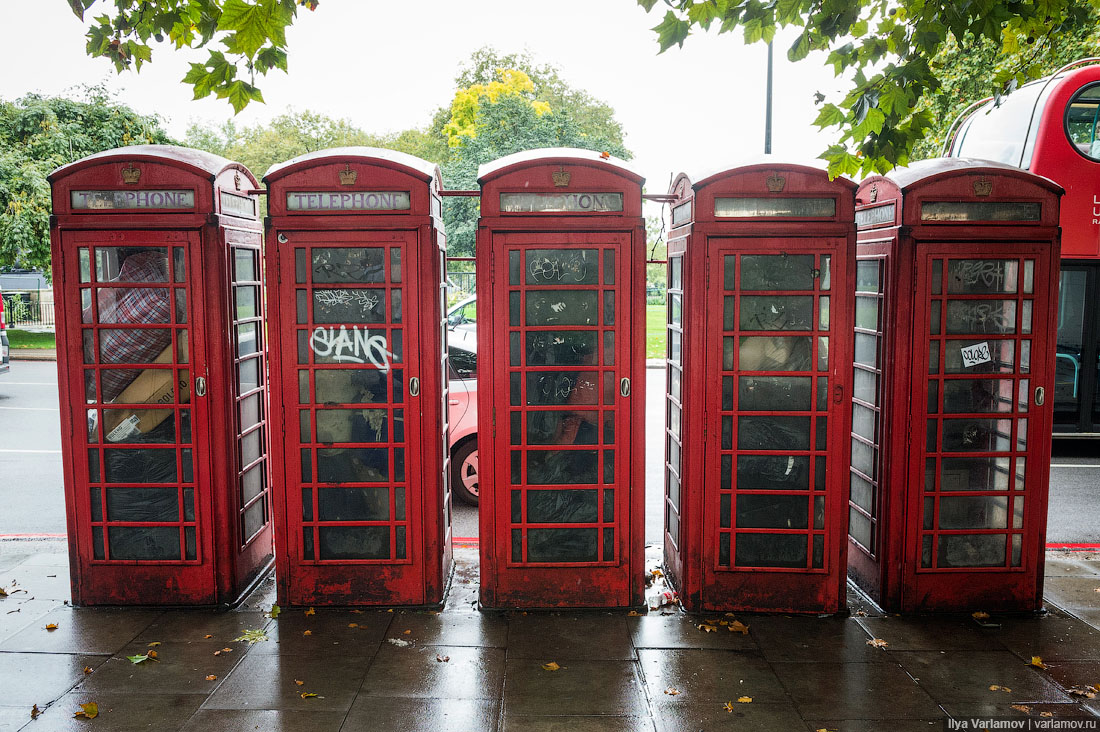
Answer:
[
  {"left": 300, "top": 692, "right": 318, "bottom": 699},
  {"left": 989, "top": 685, "right": 1012, "bottom": 693},
  {"left": 147, "top": 642, "right": 161, "bottom": 648},
  {"left": 302, "top": 630, "right": 313, "bottom": 636},
  {"left": 348, "top": 623, "right": 359, "bottom": 628},
  {"left": 205, "top": 675, "right": 217, "bottom": 681},
  {"left": 867, "top": 638, "right": 889, "bottom": 649},
  {"left": 728, "top": 620, "right": 750, "bottom": 635},
  {"left": 651, "top": 569, "right": 664, "bottom": 577},
  {"left": 737, "top": 696, "right": 753, "bottom": 703},
  {"left": 1041, "top": 712, "right": 1053, "bottom": 718},
  {"left": 268, "top": 604, "right": 281, "bottom": 619},
  {"left": 82, "top": 666, "right": 93, "bottom": 674},
  {"left": 0, "top": 587, "right": 7, "bottom": 598},
  {"left": 30, "top": 704, "right": 41, "bottom": 720},
  {"left": 697, "top": 623, "right": 718, "bottom": 633},
  {"left": 436, "top": 654, "right": 450, "bottom": 663},
  {"left": 352, "top": 609, "right": 364, "bottom": 614},
  {"left": 1066, "top": 686, "right": 1098, "bottom": 699},
  {"left": 1028, "top": 656, "right": 1048, "bottom": 670},
  {"left": 664, "top": 687, "right": 680, "bottom": 695},
  {"left": 304, "top": 607, "right": 316, "bottom": 616},
  {"left": 203, "top": 634, "right": 213, "bottom": 639},
  {"left": 723, "top": 701, "right": 735, "bottom": 713},
  {"left": 541, "top": 662, "right": 561, "bottom": 671},
  {"left": 295, "top": 679, "right": 305, "bottom": 686},
  {"left": 972, "top": 611, "right": 990, "bottom": 620},
  {"left": 627, "top": 610, "right": 641, "bottom": 617},
  {"left": 403, "top": 629, "right": 412, "bottom": 635},
  {"left": 1011, "top": 704, "right": 1032, "bottom": 713},
  {"left": 45, "top": 623, "right": 58, "bottom": 631},
  {"left": 73, "top": 702, "right": 99, "bottom": 719}
]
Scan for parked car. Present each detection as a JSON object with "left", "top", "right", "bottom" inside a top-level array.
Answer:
[
  {"left": 0, "top": 284, "right": 9, "bottom": 375},
  {"left": 446, "top": 296, "right": 477, "bottom": 351},
  {"left": 447, "top": 339, "right": 478, "bottom": 505}
]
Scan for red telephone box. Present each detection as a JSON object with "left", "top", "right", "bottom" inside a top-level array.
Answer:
[
  {"left": 476, "top": 149, "right": 646, "bottom": 608},
  {"left": 264, "top": 148, "right": 452, "bottom": 606},
  {"left": 850, "top": 159, "right": 1062, "bottom": 612},
  {"left": 663, "top": 163, "right": 856, "bottom": 613},
  {"left": 49, "top": 145, "right": 272, "bottom": 605}
]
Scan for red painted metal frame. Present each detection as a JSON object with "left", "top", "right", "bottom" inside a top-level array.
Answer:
[
  {"left": 476, "top": 149, "right": 646, "bottom": 608},
  {"left": 264, "top": 148, "right": 452, "bottom": 606},
  {"left": 665, "top": 163, "right": 856, "bottom": 614},
  {"left": 48, "top": 145, "right": 272, "bottom": 606},
  {"left": 853, "top": 159, "right": 1062, "bottom": 612}
]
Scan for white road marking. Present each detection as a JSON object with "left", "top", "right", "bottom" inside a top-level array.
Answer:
[
  {"left": 0, "top": 406, "right": 58, "bottom": 411},
  {"left": 0, "top": 449, "right": 62, "bottom": 454},
  {"left": 0, "top": 382, "right": 56, "bottom": 386},
  {"left": 1051, "top": 464, "right": 1100, "bottom": 468}
]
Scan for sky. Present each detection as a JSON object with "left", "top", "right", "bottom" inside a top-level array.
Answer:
[{"left": 2, "top": 1, "right": 844, "bottom": 202}]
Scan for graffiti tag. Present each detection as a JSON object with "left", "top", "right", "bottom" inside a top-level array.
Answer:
[{"left": 310, "top": 326, "right": 394, "bottom": 371}]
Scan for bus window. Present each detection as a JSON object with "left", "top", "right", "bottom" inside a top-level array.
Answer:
[
  {"left": 953, "top": 81, "right": 1047, "bottom": 165},
  {"left": 1065, "top": 83, "right": 1100, "bottom": 160}
]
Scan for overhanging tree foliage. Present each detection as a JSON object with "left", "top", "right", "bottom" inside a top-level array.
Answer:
[
  {"left": 637, "top": 0, "right": 1100, "bottom": 176},
  {"left": 0, "top": 88, "right": 174, "bottom": 273},
  {"left": 67, "top": 0, "right": 319, "bottom": 113}
]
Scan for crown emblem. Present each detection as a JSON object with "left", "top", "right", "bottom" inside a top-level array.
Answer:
[
  {"left": 869, "top": 183, "right": 878, "bottom": 203},
  {"left": 552, "top": 167, "right": 571, "bottom": 187},
  {"left": 972, "top": 178, "right": 992, "bottom": 197},
  {"left": 338, "top": 165, "right": 358, "bottom": 186},
  {"left": 766, "top": 173, "right": 785, "bottom": 193},
  {"left": 120, "top": 164, "right": 141, "bottom": 184}
]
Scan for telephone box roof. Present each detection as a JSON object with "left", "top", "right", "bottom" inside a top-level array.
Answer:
[
  {"left": 263, "top": 147, "right": 440, "bottom": 184},
  {"left": 49, "top": 144, "right": 257, "bottom": 187},
  {"left": 478, "top": 148, "right": 644, "bottom": 185},
  {"left": 862, "top": 157, "right": 1062, "bottom": 194}
]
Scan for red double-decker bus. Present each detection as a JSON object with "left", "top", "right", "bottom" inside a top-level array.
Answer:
[{"left": 946, "top": 59, "right": 1100, "bottom": 437}]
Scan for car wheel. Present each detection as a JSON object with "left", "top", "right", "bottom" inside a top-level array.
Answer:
[{"left": 451, "top": 439, "right": 479, "bottom": 506}]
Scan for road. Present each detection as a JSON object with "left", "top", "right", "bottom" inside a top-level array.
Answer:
[{"left": 1, "top": 359, "right": 1096, "bottom": 545}]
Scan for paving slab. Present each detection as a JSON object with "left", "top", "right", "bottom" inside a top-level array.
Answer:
[
  {"left": 628, "top": 614, "right": 758, "bottom": 651},
  {"left": 1044, "top": 576, "right": 1100, "bottom": 611},
  {"left": 895, "top": 650, "right": 1072, "bottom": 704},
  {"left": 181, "top": 708, "right": 348, "bottom": 732},
  {"left": 993, "top": 614, "right": 1100, "bottom": 662},
  {"left": 0, "top": 598, "right": 64, "bottom": 640},
  {"left": 0, "top": 652, "right": 106, "bottom": 706},
  {"left": 132, "top": 610, "right": 270, "bottom": 646},
  {"left": 650, "top": 700, "right": 807, "bottom": 732},
  {"left": 74, "top": 639, "right": 247, "bottom": 695},
  {"left": 358, "top": 644, "right": 505, "bottom": 700},
  {"left": 505, "top": 714, "right": 654, "bottom": 732},
  {"left": 749, "top": 615, "right": 884, "bottom": 663},
  {"left": 502, "top": 659, "right": 649, "bottom": 717},
  {"left": 771, "top": 660, "right": 942, "bottom": 720},
  {"left": 25, "top": 691, "right": 205, "bottom": 732},
  {"left": 247, "top": 609, "right": 391, "bottom": 656},
  {"left": 802, "top": 719, "right": 944, "bottom": 732},
  {"left": 942, "top": 701, "right": 1098, "bottom": 720},
  {"left": 637, "top": 648, "right": 788, "bottom": 703},
  {"left": 0, "top": 563, "right": 71, "bottom": 603},
  {"left": 346, "top": 697, "right": 500, "bottom": 732},
  {"left": 201, "top": 652, "right": 370, "bottom": 712},
  {"left": 383, "top": 610, "right": 507, "bottom": 647},
  {"left": 1044, "top": 558, "right": 1100, "bottom": 577},
  {"left": 856, "top": 615, "right": 1002, "bottom": 651},
  {"left": 507, "top": 613, "right": 635, "bottom": 660},
  {"left": 0, "top": 606, "right": 162, "bottom": 654},
  {"left": 0, "top": 706, "right": 31, "bottom": 732}
]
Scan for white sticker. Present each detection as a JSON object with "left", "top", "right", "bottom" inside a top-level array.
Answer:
[
  {"left": 960, "top": 342, "right": 992, "bottom": 368},
  {"left": 106, "top": 414, "right": 142, "bottom": 443}
]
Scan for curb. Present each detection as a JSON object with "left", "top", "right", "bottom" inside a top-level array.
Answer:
[{"left": 9, "top": 349, "right": 57, "bottom": 362}]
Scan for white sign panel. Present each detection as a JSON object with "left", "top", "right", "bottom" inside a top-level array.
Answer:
[
  {"left": 220, "top": 191, "right": 256, "bottom": 218},
  {"left": 71, "top": 190, "right": 195, "bottom": 210},
  {"left": 500, "top": 192, "right": 624, "bottom": 213},
  {"left": 286, "top": 191, "right": 411, "bottom": 212},
  {"left": 960, "top": 341, "right": 992, "bottom": 368}
]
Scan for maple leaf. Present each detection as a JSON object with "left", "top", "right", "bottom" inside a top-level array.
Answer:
[
  {"left": 30, "top": 704, "right": 41, "bottom": 720},
  {"left": 294, "top": 679, "right": 305, "bottom": 686},
  {"left": 348, "top": 623, "right": 359, "bottom": 628},
  {"left": 723, "top": 701, "right": 735, "bottom": 712},
  {"left": 203, "top": 634, "right": 213, "bottom": 639},
  {"left": 738, "top": 696, "right": 753, "bottom": 703},
  {"left": 1028, "top": 656, "right": 1048, "bottom": 670},
  {"left": 303, "top": 630, "right": 313, "bottom": 636},
  {"left": 0, "top": 587, "right": 7, "bottom": 597},
  {"left": 82, "top": 666, "right": 93, "bottom": 674},
  {"left": 205, "top": 675, "right": 217, "bottom": 681},
  {"left": 541, "top": 662, "right": 561, "bottom": 671},
  {"left": 268, "top": 604, "right": 281, "bottom": 619},
  {"left": 697, "top": 623, "right": 718, "bottom": 633},
  {"left": 127, "top": 652, "right": 157, "bottom": 664},
  {"left": 728, "top": 621, "right": 750, "bottom": 635},
  {"left": 989, "top": 685, "right": 1012, "bottom": 693},
  {"left": 304, "top": 607, "right": 316, "bottom": 616},
  {"left": 972, "top": 611, "right": 990, "bottom": 620},
  {"left": 1040, "top": 712, "right": 1053, "bottom": 717},
  {"left": 73, "top": 702, "right": 99, "bottom": 719},
  {"left": 403, "top": 629, "right": 412, "bottom": 635},
  {"left": 1011, "top": 704, "right": 1032, "bottom": 713},
  {"left": 1067, "top": 686, "right": 1098, "bottom": 699},
  {"left": 867, "top": 638, "right": 889, "bottom": 649},
  {"left": 45, "top": 623, "right": 59, "bottom": 631}
]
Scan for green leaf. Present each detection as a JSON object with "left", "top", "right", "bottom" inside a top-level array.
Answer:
[
  {"left": 256, "top": 46, "right": 289, "bottom": 73},
  {"left": 127, "top": 653, "right": 154, "bottom": 664},
  {"left": 234, "top": 628, "right": 270, "bottom": 644},
  {"left": 852, "top": 107, "right": 886, "bottom": 139},
  {"left": 788, "top": 31, "right": 812, "bottom": 61},
  {"left": 638, "top": 0, "right": 660, "bottom": 11},
  {"left": 813, "top": 103, "right": 846, "bottom": 127},
  {"left": 268, "top": 604, "right": 282, "bottom": 619},
  {"left": 67, "top": 0, "right": 96, "bottom": 21},
  {"left": 221, "top": 0, "right": 289, "bottom": 58},
  {"left": 653, "top": 11, "right": 692, "bottom": 51},
  {"left": 878, "top": 83, "right": 909, "bottom": 116},
  {"left": 775, "top": 0, "right": 804, "bottom": 26}
]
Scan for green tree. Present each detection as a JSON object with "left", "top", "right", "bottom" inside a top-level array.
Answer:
[
  {"left": 638, "top": 0, "right": 1099, "bottom": 176},
  {"left": 68, "top": 0, "right": 319, "bottom": 113},
  {"left": 0, "top": 87, "right": 173, "bottom": 273},
  {"left": 912, "top": 9, "right": 1100, "bottom": 159}
]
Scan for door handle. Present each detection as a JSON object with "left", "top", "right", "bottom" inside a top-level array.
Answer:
[
  {"left": 409, "top": 377, "right": 420, "bottom": 397},
  {"left": 1034, "top": 386, "right": 1045, "bottom": 406},
  {"left": 620, "top": 378, "right": 631, "bottom": 397},
  {"left": 195, "top": 376, "right": 206, "bottom": 397}
]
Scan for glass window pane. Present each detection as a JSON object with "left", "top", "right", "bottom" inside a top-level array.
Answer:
[
  {"left": 526, "top": 489, "right": 598, "bottom": 523},
  {"left": 527, "top": 450, "right": 599, "bottom": 485},
  {"left": 937, "top": 534, "right": 1006, "bottom": 567},
  {"left": 236, "top": 286, "right": 258, "bottom": 320},
  {"left": 526, "top": 291, "right": 598, "bottom": 326},
  {"left": 739, "top": 336, "right": 813, "bottom": 371},
  {"left": 311, "top": 248, "right": 385, "bottom": 284},
  {"left": 947, "top": 260, "right": 1018, "bottom": 294},
  {"left": 738, "top": 376, "right": 812, "bottom": 411},
  {"left": 737, "top": 416, "right": 811, "bottom": 451},
  {"left": 317, "top": 486, "right": 390, "bottom": 521},
  {"left": 739, "top": 296, "right": 813, "bottom": 331},
  {"left": 318, "top": 526, "right": 389, "bottom": 560},
  {"left": 525, "top": 249, "right": 598, "bottom": 285},
  {"left": 736, "top": 494, "right": 808, "bottom": 528},
  {"left": 946, "top": 300, "right": 1017, "bottom": 335},
  {"left": 314, "top": 370, "right": 387, "bottom": 404},
  {"left": 108, "top": 527, "right": 180, "bottom": 561},
  {"left": 739, "top": 255, "right": 816, "bottom": 290},
  {"left": 526, "top": 411, "right": 599, "bottom": 445},
  {"left": 526, "top": 528, "right": 598, "bottom": 563},
  {"left": 313, "top": 289, "right": 386, "bottom": 324},
  {"left": 316, "top": 447, "right": 389, "bottom": 482},
  {"left": 526, "top": 371, "right": 599, "bottom": 405},
  {"left": 734, "top": 533, "right": 807, "bottom": 568},
  {"left": 525, "top": 331, "right": 597, "bottom": 366},
  {"left": 96, "top": 247, "right": 169, "bottom": 283}
]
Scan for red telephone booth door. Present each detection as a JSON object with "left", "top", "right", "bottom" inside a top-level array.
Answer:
[
  {"left": 275, "top": 230, "right": 427, "bottom": 605},
  {"left": 703, "top": 240, "right": 849, "bottom": 610},
  {"left": 905, "top": 246, "right": 1052, "bottom": 609},
  {"left": 489, "top": 233, "right": 634, "bottom": 606},
  {"left": 61, "top": 229, "right": 214, "bottom": 602}
]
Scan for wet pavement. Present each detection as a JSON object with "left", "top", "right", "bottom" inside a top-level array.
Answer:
[{"left": 1, "top": 544, "right": 1099, "bottom": 731}]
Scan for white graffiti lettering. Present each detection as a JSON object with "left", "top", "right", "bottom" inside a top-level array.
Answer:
[{"left": 310, "top": 326, "right": 394, "bottom": 371}]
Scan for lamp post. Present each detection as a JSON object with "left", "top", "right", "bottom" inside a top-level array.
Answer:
[{"left": 765, "top": 40, "right": 773, "bottom": 154}]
